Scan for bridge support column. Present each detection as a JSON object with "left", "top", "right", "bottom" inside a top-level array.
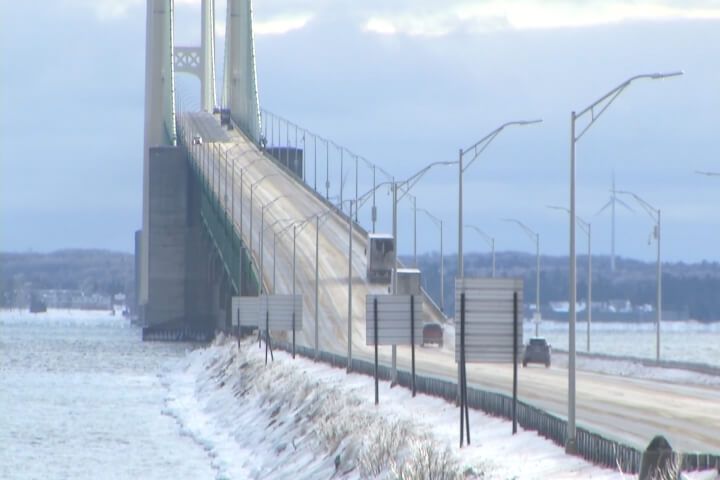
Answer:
[
  {"left": 141, "top": 0, "right": 176, "bottom": 320},
  {"left": 200, "top": 0, "right": 216, "bottom": 112},
  {"left": 224, "top": 0, "right": 261, "bottom": 142},
  {"left": 146, "top": 146, "right": 187, "bottom": 326},
  {"left": 145, "top": 145, "right": 234, "bottom": 333}
]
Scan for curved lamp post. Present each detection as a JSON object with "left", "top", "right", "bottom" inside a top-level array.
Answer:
[
  {"left": 548, "top": 205, "right": 591, "bottom": 352},
  {"left": 248, "top": 173, "right": 282, "bottom": 257},
  {"left": 464, "top": 225, "right": 496, "bottom": 278},
  {"left": 458, "top": 119, "right": 542, "bottom": 278},
  {"left": 502, "top": 218, "right": 541, "bottom": 336},
  {"left": 259, "top": 194, "right": 292, "bottom": 294},
  {"left": 616, "top": 190, "right": 662, "bottom": 363},
  {"left": 566, "top": 70, "right": 682, "bottom": 453},
  {"left": 418, "top": 208, "right": 444, "bottom": 312}
]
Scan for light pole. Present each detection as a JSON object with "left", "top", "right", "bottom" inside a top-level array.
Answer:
[
  {"left": 355, "top": 154, "right": 359, "bottom": 223},
  {"left": 696, "top": 170, "right": 720, "bottom": 177},
  {"left": 412, "top": 195, "right": 417, "bottom": 266},
  {"left": 548, "top": 206, "right": 592, "bottom": 352},
  {"left": 348, "top": 199, "right": 353, "bottom": 371},
  {"left": 566, "top": 70, "right": 681, "bottom": 453},
  {"left": 338, "top": 144, "right": 344, "bottom": 213},
  {"left": 224, "top": 144, "right": 247, "bottom": 230},
  {"left": 391, "top": 161, "right": 455, "bottom": 381},
  {"left": 248, "top": 173, "right": 282, "bottom": 260},
  {"left": 354, "top": 160, "right": 456, "bottom": 382},
  {"left": 325, "top": 138, "right": 330, "bottom": 200},
  {"left": 464, "top": 225, "right": 496, "bottom": 278},
  {"left": 266, "top": 218, "right": 294, "bottom": 293},
  {"left": 357, "top": 155, "right": 389, "bottom": 233},
  {"left": 418, "top": 208, "right": 444, "bottom": 312},
  {"left": 312, "top": 209, "right": 333, "bottom": 358},
  {"left": 617, "top": 190, "right": 662, "bottom": 362},
  {"left": 457, "top": 119, "right": 542, "bottom": 279},
  {"left": 503, "top": 218, "right": 541, "bottom": 336},
  {"left": 237, "top": 157, "right": 261, "bottom": 241},
  {"left": 260, "top": 195, "right": 291, "bottom": 294}
]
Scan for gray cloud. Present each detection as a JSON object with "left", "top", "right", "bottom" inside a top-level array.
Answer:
[{"left": 2, "top": 1, "right": 719, "bottom": 263}]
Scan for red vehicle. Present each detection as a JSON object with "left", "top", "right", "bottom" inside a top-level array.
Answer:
[{"left": 422, "top": 323, "right": 443, "bottom": 347}]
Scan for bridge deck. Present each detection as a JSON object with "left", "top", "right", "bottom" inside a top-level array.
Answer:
[{"left": 183, "top": 112, "right": 720, "bottom": 453}]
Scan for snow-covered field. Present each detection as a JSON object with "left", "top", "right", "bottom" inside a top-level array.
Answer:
[
  {"left": 162, "top": 335, "right": 719, "bottom": 479},
  {"left": 527, "top": 320, "right": 720, "bottom": 367}
]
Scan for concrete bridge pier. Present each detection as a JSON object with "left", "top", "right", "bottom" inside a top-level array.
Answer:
[{"left": 142, "top": 145, "right": 236, "bottom": 337}]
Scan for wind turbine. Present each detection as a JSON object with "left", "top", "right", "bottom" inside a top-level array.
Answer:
[{"left": 595, "top": 172, "right": 633, "bottom": 272}]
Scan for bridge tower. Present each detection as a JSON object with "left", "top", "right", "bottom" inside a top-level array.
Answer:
[
  {"left": 223, "top": 0, "right": 262, "bottom": 143},
  {"left": 139, "top": 0, "right": 219, "bottom": 324},
  {"left": 139, "top": 0, "right": 175, "bottom": 312},
  {"left": 138, "top": 0, "right": 262, "bottom": 330}
]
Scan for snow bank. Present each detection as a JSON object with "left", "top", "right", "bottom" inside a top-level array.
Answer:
[
  {"left": 152, "top": 335, "right": 720, "bottom": 479},
  {"left": 161, "top": 335, "right": 461, "bottom": 479}
]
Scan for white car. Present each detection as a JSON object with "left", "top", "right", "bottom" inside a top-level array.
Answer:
[{"left": 192, "top": 135, "right": 203, "bottom": 145}]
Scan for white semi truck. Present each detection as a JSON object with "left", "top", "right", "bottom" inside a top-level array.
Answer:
[{"left": 366, "top": 233, "right": 395, "bottom": 283}]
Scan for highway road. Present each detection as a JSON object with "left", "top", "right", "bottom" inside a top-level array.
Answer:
[{"left": 183, "top": 112, "right": 720, "bottom": 453}]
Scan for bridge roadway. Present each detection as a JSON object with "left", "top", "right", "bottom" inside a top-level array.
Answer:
[{"left": 185, "top": 112, "right": 720, "bottom": 453}]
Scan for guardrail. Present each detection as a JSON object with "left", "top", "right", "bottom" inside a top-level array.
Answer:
[{"left": 268, "top": 339, "right": 719, "bottom": 475}]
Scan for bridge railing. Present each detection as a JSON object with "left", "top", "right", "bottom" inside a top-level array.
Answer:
[
  {"left": 176, "top": 113, "right": 260, "bottom": 297},
  {"left": 259, "top": 109, "right": 446, "bottom": 320},
  {"left": 268, "top": 338, "right": 719, "bottom": 476}
]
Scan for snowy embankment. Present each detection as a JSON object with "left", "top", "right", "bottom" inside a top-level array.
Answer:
[{"left": 159, "top": 335, "right": 681, "bottom": 480}]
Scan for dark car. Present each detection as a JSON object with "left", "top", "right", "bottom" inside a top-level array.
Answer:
[
  {"left": 422, "top": 323, "right": 443, "bottom": 347},
  {"left": 523, "top": 337, "right": 551, "bottom": 367}
]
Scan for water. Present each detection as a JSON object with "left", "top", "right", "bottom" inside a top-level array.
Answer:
[
  {"left": 0, "top": 310, "right": 216, "bottom": 479},
  {"left": 2, "top": 310, "right": 718, "bottom": 479},
  {"left": 526, "top": 319, "right": 720, "bottom": 366}
]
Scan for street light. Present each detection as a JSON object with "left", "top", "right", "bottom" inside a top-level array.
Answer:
[
  {"left": 266, "top": 218, "right": 294, "bottom": 293},
  {"left": 224, "top": 144, "right": 248, "bottom": 230},
  {"left": 268, "top": 213, "right": 315, "bottom": 358},
  {"left": 237, "top": 157, "right": 262, "bottom": 242},
  {"left": 548, "top": 206, "right": 592, "bottom": 352},
  {"left": 616, "top": 190, "right": 662, "bottom": 362},
  {"left": 418, "top": 208, "right": 444, "bottom": 312},
  {"left": 503, "top": 218, "right": 541, "bottom": 336},
  {"left": 695, "top": 170, "right": 720, "bottom": 177},
  {"left": 356, "top": 156, "right": 392, "bottom": 233},
  {"left": 248, "top": 173, "right": 282, "bottom": 258},
  {"left": 392, "top": 161, "right": 456, "bottom": 380},
  {"left": 259, "top": 195, "right": 292, "bottom": 294},
  {"left": 458, "top": 119, "right": 542, "bottom": 278},
  {"left": 354, "top": 160, "right": 456, "bottom": 381},
  {"left": 464, "top": 225, "right": 496, "bottom": 278},
  {"left": 312, "top": 209, "right": 334, "bottom": 358},
  {"left": 566, "top": 70, "right": 681, "bottom": 453}
]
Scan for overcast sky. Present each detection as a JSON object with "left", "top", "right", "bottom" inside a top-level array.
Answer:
[{"left": 2, "top": 0, "right": 720, "bottom": 263}]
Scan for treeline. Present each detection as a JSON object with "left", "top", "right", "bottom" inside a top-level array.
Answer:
[
  {"left": 0, "top": 250, "right": 134, "bottom": 307},
  {"left": 406, "top": 252, "right": 720, "bottom": 321}
]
